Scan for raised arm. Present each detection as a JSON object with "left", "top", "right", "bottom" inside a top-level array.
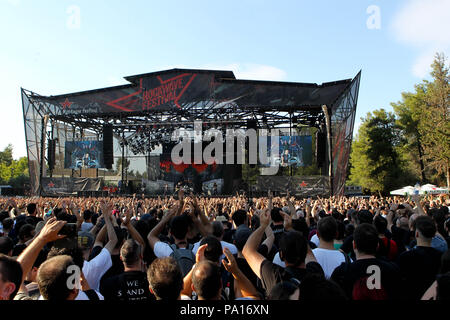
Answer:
[
  {"left": 412, "top": 194, "right": 426, "bottom": 216},
  {"left": 286, "top": 191, "right": 296, "bottom": 218},
  {"left": 222, "top": 247, "right": 260, "bottom": 299},
  {"left": 242, "top": 208, "right": 271, "bottom": 279},
  {"left": 69, "top": 201, "right": 83, "bottom": 231},
  {"left": 261, "top": 225, "right": 275, "bottom": 252},
  {"left": 17, "top": 217, "right": 67, "bottom": 293},
  {"left": 147, "top": 205, "right": 177, "bottom": 251},
  {"left": 122, "top": 207, "right": 146, "bottom": 249},
  {"left": 101, "top": 202, "right": 118, "bottom": 254},
  {"left": 192, "top": 195, "right": 212, "bottom": 235}
]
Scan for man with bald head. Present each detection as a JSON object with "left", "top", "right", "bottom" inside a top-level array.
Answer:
[{"left": 191, "top": 260, "right": 222, "bottom": 300}]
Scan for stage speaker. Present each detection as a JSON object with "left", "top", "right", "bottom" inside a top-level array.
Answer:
[
  {"left": 316, "top": 131, "right": 327, "bottom": 167},
  {"left": 47, "top": 139, "right": 56, "bottom": 170},
  {"left": 103, "top": 124, "right": 114, "bottom": 169}
]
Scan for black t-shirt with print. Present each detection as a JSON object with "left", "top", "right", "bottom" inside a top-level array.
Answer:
[
  {"left": 100, "top": 271, "right": 153, "bottom": 301},
  {"left": 397, "top": 246, "right": 442, "bottom": 300},
  {"left": 259, "top": 259, "right": 324, "bottom": 296},
  {"left": 271, "top": 224, "right": 286, "bottom": 249},
  {"left": 330, "top": 258, "right": 401, "bottom": 300}
]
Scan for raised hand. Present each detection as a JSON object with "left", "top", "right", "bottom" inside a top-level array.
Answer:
[
  {"left": 122, "top": 207, "right": 133, "bottom": 226},
  {"left": 259, "top": 208, "right": 271, "bottom": 228},
  {"left": 196, "top": 243, "right": 208, "bottom": 264},
  {"left": 222, "top": 247, "right": 238, "bottom": 275},
  {"left": 37, "top": 217, "right": 67, "bottom": 243},
  {"left": 281, "top": 211, "right": 293, "bottom": 231}
]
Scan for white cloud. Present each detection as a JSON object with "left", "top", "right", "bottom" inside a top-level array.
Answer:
[
  {"left": 412, "top": 50, "right": 439, "bottom": 78},
  {"left": 391, "top": 0, "right": 450, "bottom": 78}
]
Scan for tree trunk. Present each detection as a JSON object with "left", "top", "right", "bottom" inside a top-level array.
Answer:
[
  {"left": 447, "top": 162, "right": 450, "bottom": 189},
  {"left": 416, "top": 132, "right": 427, "bottom": 183}
]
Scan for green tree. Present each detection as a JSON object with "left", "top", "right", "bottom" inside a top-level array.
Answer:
[
  {"left": 0, "top": 145, "right": 29, "bottom": 187},
  {"left": 392, "top": 84, "right": 428, "bottom": 182},
  {"left": 0, "top": 144, "right": 14, "bottom": 167},
  {"left": 348, "top": 109, "right": 407, "bottom": 195},
  {"left": 419, "top": 53, "right": 450, "bottom": 187}
]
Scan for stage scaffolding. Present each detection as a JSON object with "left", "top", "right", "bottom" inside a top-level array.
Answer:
[{"left": 21, "top": 68, "right": 360, "bottom": 196}]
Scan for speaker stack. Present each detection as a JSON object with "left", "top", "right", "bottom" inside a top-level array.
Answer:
[
  {"left": 47, "top": 139, "right": 56, "bottom": 170},
  {"left": 103, "top": 124, "right": 114, "bottom": 169},
  {"left": 316, "top": 131, "right": 327, "bottom": 168}
]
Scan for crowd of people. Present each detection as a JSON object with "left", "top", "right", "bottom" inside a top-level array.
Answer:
[{"left": 0, "top": 191, "right": 449, "bottom": 301}]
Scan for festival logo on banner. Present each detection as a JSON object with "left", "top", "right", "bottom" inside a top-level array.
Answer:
[{"left": 106, "top": 73, "right": 197, "bottom": 112}]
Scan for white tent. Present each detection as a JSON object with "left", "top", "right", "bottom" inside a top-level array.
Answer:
[
  {"left": 420, "top": 184, "right": 449, "bottom": 194},
  {"left": 390, "top": 186, "right": 414, "bottom": 196},
  {"left": 390, "top": 184, "right": 449, "bottom": 196}
]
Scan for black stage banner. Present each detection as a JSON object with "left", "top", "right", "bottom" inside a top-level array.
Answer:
[
  {"left": 41, "top": 177, "right": 102, "bottom": 196},
  {"left": 255, "top": 176, "right": 330, "bottom": 197},
  {"left": 42, "top": 70, "right": 349, "bottom": 115}
]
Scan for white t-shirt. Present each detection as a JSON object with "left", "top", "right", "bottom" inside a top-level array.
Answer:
[
  {"left": 153, "top": 241, "right": 194, "bottom": 258},
  {"left": 192, "top": 240, "right": 238, "bottom": 260},
  {"left": 83, "top": 247, "right": 112, "bottom": 291},
  {"left": 310, "top": 234, "right": 320, "bottom": 247},
  {"left": 272, "top": 252, "right": 286, "bottom": 268},
  {"left": 312, "top": 248, "right": 346, "bottom": 279}
]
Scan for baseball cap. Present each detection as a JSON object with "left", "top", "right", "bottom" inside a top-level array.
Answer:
[{"left": 77, "top": 231, "right": 95, "bottom": 250}]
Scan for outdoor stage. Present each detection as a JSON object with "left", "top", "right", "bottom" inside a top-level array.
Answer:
[{"left": 21, "top": 68, "right": 360, "bottom": 197}]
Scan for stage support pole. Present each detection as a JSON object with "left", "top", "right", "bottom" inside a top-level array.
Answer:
[
  {"left": 121, "top": 130, "right": 125, "bottom": 194},
  {"left": 39, "top": 115, "right": 49, "bottom": 196},
  {"left": 321, "top": 105, "right": 333, "bottom": 197}
]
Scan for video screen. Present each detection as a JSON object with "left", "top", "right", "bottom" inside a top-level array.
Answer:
[
  {"left": 64, "top": 140, "right": 104, "bottom": 169},
  {"left": 159, "top": 142, "right": 223, "bottom": 184},
  {"left": 260, "top": 135, "right": 312, "bottom": 167}
]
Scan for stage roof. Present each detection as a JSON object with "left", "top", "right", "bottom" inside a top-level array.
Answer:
[{"left": 28, "top": 68, "right": 354, "bottom": 116}]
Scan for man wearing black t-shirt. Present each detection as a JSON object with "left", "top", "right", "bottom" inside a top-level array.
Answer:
[
  {"left": 398, "top": 215, "right": 442, "bottom": 300},
  {"left": 243, "top": 208, "right": 323, "bottom": 297},
  {"left": 331, "top": 223, "right": 401, "bottom": 300},
  {"left": 100, "top": 239, "right": 153, "bottom": 301},
  {"left": 340, "top": 210, "right": 374, "bottom": 261}
]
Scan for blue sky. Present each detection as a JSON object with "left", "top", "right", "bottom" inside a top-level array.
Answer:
[{"left": 1, "top": 0, "right": 449, "bottom": 158}]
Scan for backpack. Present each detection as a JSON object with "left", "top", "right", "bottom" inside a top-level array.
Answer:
[{"left": 169, "top": 243, "right": 195, "bottom": 277}]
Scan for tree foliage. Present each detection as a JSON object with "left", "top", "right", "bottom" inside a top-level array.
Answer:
[
  {"left": 392, "top": 53, "right": 450, "bottom": 187},
  {"left": 350, "top": 53, "right": 450, "bottom": 192},
  {"left": 349, "top": 109, "right": 408, "bottom": 194},
  {"left": 0, "top": 145, "right": 29, "bottom": 188},
  {"left": 419, "top": 53, "right": 450, "bottom": 187}
]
